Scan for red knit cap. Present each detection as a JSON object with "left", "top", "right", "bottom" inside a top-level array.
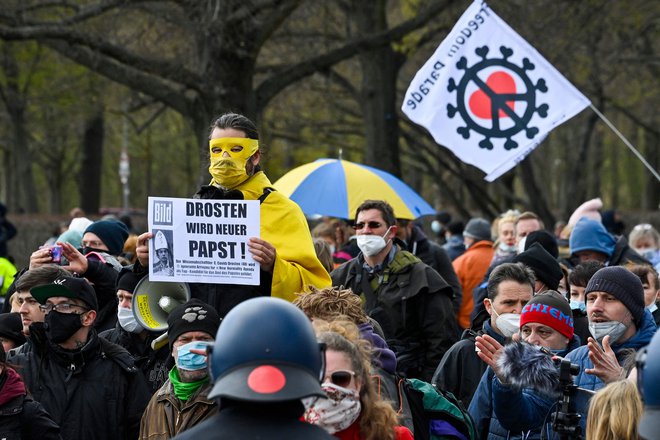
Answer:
[{"left": 520, "top": 290, "right": 574, "bottom": 339}]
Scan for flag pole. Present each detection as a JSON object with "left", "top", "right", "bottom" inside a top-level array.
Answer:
[{"left": 590, "top": 104, "right": 660, "bottom": 182}]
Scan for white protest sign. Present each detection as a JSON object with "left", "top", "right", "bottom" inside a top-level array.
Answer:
[{"left": 148, "top": 197, "right": 260, "bottom": 285}]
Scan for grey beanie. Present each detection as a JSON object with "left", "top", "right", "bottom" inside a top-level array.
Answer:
[
  {"left": 464, "top": 218, "right": 492, "bottom": 242},
  {"left": 585, "top": 266, "right": 645, "bottom": 328}
]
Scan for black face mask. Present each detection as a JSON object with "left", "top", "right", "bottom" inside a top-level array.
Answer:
[
  {"left": 45, "top": 311, "right": 83, "bottom": 344},
  {"left": 82, "top": 247, "right": 106, "bottom": 256}
]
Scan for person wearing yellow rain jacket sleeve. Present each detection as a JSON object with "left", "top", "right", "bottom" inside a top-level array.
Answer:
[{"left": 134, "top": 113, "right": 331, "bottom": 318}]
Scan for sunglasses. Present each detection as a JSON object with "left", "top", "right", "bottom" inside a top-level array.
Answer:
[
  {"left": 353, "top": 221, "right": 383, "bottom": 231},
  {"left": 325, "top": 370, "right": 356, "bottom": 388}
]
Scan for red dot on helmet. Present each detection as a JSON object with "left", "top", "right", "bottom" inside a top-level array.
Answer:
[{"left": 247, "top": 365, "right": 286, "bottom": 394}]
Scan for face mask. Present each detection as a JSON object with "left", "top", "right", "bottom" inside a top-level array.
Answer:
[
  {"left": 588, "top": 321, "right": 628, "bottom": 345},
  {"left": 498, "top": 242, "right": 517, "bottom": 253},
  {"left": 83, "top": 247, "right": 107, "bottom": 257},
  {"left": 517, "top": 236, "right": 527, "bottom": 254},
  {"left": 357, "top": 226, "right": 392, "bottom": 257},
  {"left": 569, "top": 300, "right": 587, "bottom": 313},
  {"left": 431, "top": 220, "right": 441, "bottom": 234},
  {"left": 638, "top": 248, "right": 659, "bottom": 262},
  {"left": 488, "top": 300, "right": 520, "bottom": 338},
  {"left": 45, "top": 310, "right": 84, "bottom": 343},
  {"left": 304, "top": 382, "right": 361, "bottom": 434},
  {"left": 175, "top": 341, "right": 212, "bottom": 371},
  {"left": 328, "top": 244, "right": 336, "bottom": 254},
  {"left": 208, "top": 137, "right": 258, "bottom": 189},
  {"left": 646, "top": 302, "right": 658, "bottom": 314},
  {"left": 117, "top": 306, "right": 144, "bottom": 334}
]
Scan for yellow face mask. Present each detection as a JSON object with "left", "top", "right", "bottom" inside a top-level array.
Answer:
[{"left": 208, "top": 137, "right": 259, "bottom": 189}]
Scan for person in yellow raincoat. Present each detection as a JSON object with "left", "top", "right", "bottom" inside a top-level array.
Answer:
[{"left": 135, "top": 113, "right": 331, "bottom": 317}]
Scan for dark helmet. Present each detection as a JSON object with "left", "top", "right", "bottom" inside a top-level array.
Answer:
[
  {"left": 639, "top": 330, "right": 660, "bottom": 439},
  {"left": 208, "top": 297, "right": 325, "bottom": 402}
]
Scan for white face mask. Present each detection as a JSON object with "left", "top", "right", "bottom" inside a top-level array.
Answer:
[
  {"left": 431, "top": 220, "right": 442, "bottom": 234},
  {"left": 647, "top": 303, "right": 658, "bottom": 314},
  {"left": 117, "top": 306, "right": 144, "bottom": 334},
  {"left": 517, "top": 236, "right": 527, "bottom": 254},
  {"left": 588, "top": 321, "right": 628, "bottom": 345},
  {"left": 498, "top": 242, "right": 517, "bottom": 254},
  {"left": 304, "top": 382, "right": 361, "bottom": 434},
  {"left": 356, "top": 226, "right": 392, "bottom": 257},
  {"left": 489, "top": 300, "right": 520, "bottom": 337}
]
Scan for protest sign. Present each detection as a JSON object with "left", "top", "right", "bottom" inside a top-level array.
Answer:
[{"left": 148, "top": 197, "right": 260, "bottom": 285}]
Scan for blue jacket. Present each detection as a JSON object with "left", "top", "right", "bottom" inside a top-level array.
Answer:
[
  {"left": 468, "top": 337, "right": 580, "bottom": 440},
  {"left": 565, "top": 309, "right": 657, "bottom": 392}
]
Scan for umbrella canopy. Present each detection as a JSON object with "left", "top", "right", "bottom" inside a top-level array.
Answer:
[{"left": 273, "top": 159, "right": 436, "bottom": 220}]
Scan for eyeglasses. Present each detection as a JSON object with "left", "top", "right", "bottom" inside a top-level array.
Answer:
[
  {"left": 39, "top": 303, "right": 90, "bottom": 313},
  {"left": 325, "top": 370, "right": 356, "bottom": 388},
  {"left": 353, "top": 221, "right": 383, "bottom": 231}
]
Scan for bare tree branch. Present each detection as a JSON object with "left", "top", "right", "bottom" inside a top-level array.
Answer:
[{"left": 255, "top": 0, "right": 453, "bottom": 108}]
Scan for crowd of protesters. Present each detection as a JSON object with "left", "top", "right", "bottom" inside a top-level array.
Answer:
[{"left": 0, "top": 113, "right": 659, "bottom": 439}]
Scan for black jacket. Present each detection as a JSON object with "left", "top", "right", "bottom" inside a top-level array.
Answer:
[
  {"left": 0, "top": 367, "right": 61, "bottom": 440},
  {"left": 0, "top": 394, "right": 62, "bottom": 440},
  {"left": 171, "top": 400, "right": 334, "bottom": 440},
  {"left": 100, "top": 322, "right": 172, "bottom": 394},
  {"left": 432, "top": 321, "right": 506, "bottom": 407},
  {"left": 8, "top": 324, "right": 151, "bottom": 440},
  {"left": 84, "top": 259, "right": 120, "bottom": 332},
  {"left": 331, "top": 249, "right": 457, "bottom": 381},
  {"left": 403, "top": 225, "right": 462, "bottom": 314}
]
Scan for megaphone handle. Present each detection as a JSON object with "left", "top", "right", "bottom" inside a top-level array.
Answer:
[{"left": 151, "top": 332, "right": 169, "bottom": 351}]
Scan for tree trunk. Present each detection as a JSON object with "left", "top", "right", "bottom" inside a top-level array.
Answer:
[
  {"left": 519, "top": 159, "right": 555, "bottom": 228},
  {"left": 1, "top": 44, "right": 38, "bottom": 213},
  {"left": 353, "top": 0, "right": 402, "bottom": 177},
  {"left": 643, "top": 131, "right": 660, "bottom": 210},
  {"left": 79, "top": 111, "right": 104, "bottom": 215}
]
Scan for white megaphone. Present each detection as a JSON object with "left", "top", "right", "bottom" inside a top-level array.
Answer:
[{"left": 131, "top": 276, "right": 191, "bottom": 350}]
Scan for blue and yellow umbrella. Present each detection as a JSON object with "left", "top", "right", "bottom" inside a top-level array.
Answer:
[{"left": 273, "top": 159, "right": 436, "bottom": 220}]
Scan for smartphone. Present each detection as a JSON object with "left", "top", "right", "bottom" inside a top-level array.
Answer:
[{"left": 50, "top": 245, "right": 63, "bottom": 264}]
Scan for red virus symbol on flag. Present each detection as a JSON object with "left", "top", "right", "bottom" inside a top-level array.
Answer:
[{"left": 447, "top": 46, "right": 549, "bottom": 150}]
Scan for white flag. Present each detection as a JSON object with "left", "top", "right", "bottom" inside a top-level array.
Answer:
[{"left": 402, "top": 0, "right": 590, "bottom": 181}]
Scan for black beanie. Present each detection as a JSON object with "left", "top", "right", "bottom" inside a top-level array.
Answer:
[
  {"left": 84, "top": 220, "right": 129, "bottom": 256},
  {"left": 0, "top": 313, "right": 26, "bottom": 347},
  {"left": 525, "top": 230, "right": 559, "bottom": 259},
  {"left": 167, "top": 299, "right": 220, "bottom": 351},
  {"left": 513, "top": 243, "right": 563, "bottom": 291},
  {"left": 585, "top": 266, "right": 645, "bottom": 328},
  {"left": 116, "top": 271, "right": 146, "bottom": 293}
]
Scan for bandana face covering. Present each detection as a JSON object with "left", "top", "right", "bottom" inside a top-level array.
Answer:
[
  {"left": 304, "top": 382, "right": 361, "bottom": 434},
  {"left": 208, "top": 137, "right": 259, "bottom": 189}
]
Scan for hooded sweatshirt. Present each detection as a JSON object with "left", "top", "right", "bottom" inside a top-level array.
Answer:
[{"left": 569, "top": 217, "right": 616, "bottom": 258}]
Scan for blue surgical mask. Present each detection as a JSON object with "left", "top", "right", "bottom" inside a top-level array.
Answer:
[
  {"left": 175, "top": 341, "right": 212, "bottom": 371},
  {"left": 647, "top": 302, "right": 658, "bottom": 314},
  {"left": 569, "top": 300, "right": 586, "bottom": 313}
]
